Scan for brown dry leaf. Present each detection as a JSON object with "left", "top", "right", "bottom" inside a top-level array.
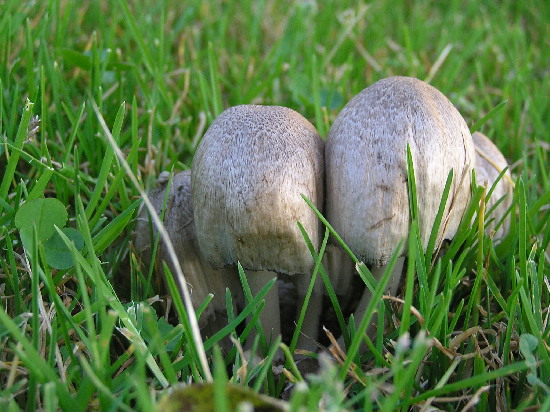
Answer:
[{"left": 323, "top": 326, "right": 366, "bottom": 386}]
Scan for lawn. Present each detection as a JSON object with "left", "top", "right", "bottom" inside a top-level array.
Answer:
[{"left": 0, "top": 0, "right": 548, "bottom": 410}]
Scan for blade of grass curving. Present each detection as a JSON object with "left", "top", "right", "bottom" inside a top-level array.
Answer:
[
  {"left": 195, "top": 293, "right": 215, "bottom": 322},
  {"left": 400, "top": 220, "right": 417, "bottom": 335},
  {"left": 213, "top": 346, "right": 229, "bottom": 412},
  {"left": 238, "top": 306, "right": 265, "bottom": 359},
  {"left": 301, "top": 194, "right": 358, "bottom": 263},
  {"left": 537, "top": 252, "right": 549, "bottom": 344},
  {"left": 92, "top": 156, "right": 135, "bottom": 229},
  {"left": 426, "top": 260, "right": 442, "bottom": 325},
  {"left": 410, "top": 361, "right": 528, "bottom": 403},
  {"left": 363, "top": 333, "right": 390, "bottom": 367},
  {"left": 86, "top": 101, "right": 124, "bottom": 222},
  {"left": 415, "top": 231, "right": 429, "bottom": 314},
  {"left": 0, "top": 100, "right": 33, "bottom": 204},
  {"left": 502, "top": 273, "right": 521, "bottom": 368},
  {"left": 91, "top": 98, "right": 211, "bottom": 382},
  {"left": 72, "top": 243, "right": 101, "bottom": 367},
  {"left": 27, "top": 165, "right": 54, "bottom": 201},
  {"left": 92, "top": 198, "right": 141, "bottom": 254},
  {"left": 61, "top": 102, "right": 86, "bottom": 166},
  {"left": 279, "top": 343, "right": 304, "bottom": 382},
  {"left": 470, "top": 100, "right": 508, "bottom": 133},
  {"left": 236, "top": 263, "right": 271, "bottom": 353},
  {"left": 440, "top": 186, "right": 484, "bottom": 269},
  {"left": 297, "top": 223, "right": 349, "bottom": 347},
  {"left": 406, "top": 144, "right": 419, "bottom": 222},
  {"left": 253, "top": 335, "right": 282, "bottom": 393},
  {"left": 290, "top": 223, "right": 328, "bottom": 354},
  {"left": 162, "top": 262, "right": 203, "bottom": 380},
  {"left": 425, "top": 169, "right": 454, "bottom": 270},
  {"left": 202, "top": 279, "right": 274, "bottom": 351},
  {"left": 339, "top": 241, "right": 403, "bottom": 380},
  {"left": 3, "top": 231, "right": 22, "bottom": 313},
  {"left": 465, "top": 186, "right": 486, "bottom": 328},
  {"left": 482, "top": 266, "right": 507, "bottom": 312}
]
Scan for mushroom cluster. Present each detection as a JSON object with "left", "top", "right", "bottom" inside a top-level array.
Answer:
[{"left": 135, "top": 76, "right": 513, "bottom": 358}]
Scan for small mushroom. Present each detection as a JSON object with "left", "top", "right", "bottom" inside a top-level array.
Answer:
[
  {"left": 191, "top": 105, "right": 325, "bottom": 350},
  {"left": 325, "top": 76, "right": 476, "bottom": 340},
  {"left": 472, "top": 131, "right": 514, "bottom": 240},
  {"left": 134, "top": 170, "right": 242, "bottom": 337}
]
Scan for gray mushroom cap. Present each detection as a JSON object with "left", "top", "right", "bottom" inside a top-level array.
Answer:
[
  {"left": 326, "top": 76, "right": 476, "bottom": 267},
  {"left": 472, "top": 131, "right": 513, "bottom": 239},
  {"left": 134, "top": 170, "right": 238, "bottom": 328},
  {"left": 191, "top": 105, "right": 324, "bottom": 275}
]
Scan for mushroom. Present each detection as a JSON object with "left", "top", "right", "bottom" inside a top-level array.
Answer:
[
  {"left": 325, "top": 76, "right": 476, "bottom": 341},
  {"left": 191, "top": 105, "right": 325, "bottom": 351},
  {"left": 134, "top": 170, "right": 242, "bottom": 338},
  {"left": 472, "top": 131, "right": 514, "bottom": 240}
]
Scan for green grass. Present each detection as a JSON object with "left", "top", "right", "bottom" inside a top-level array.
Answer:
[{"left": 1, "top": 0, "right": 548, "bottom": 410}]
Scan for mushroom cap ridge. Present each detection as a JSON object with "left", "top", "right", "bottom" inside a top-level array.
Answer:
[
  {"left": 326, "top": 76, "right": 476, "bottom": 267},
  {"left": 192, "top": 105, "right": 324, "bottom": 275}
]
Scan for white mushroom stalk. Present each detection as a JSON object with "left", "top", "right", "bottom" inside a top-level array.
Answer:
[
  {"left": 325, "top": 76, "right": 476, "bottom": 341},
  {"left": 472, "top": 131, "right": 514, "bottom": 240},
  {"left": 192, "top": 105, "right": 325, "bottom": 352}
]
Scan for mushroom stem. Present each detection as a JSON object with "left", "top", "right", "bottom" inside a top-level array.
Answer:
[
  {"left": 293, "top": 273, "right": 324, "bottom": 353},
  {"left": 368, "top": 256, "right": 405, "bottom": 300},
  {"left": 246, "top": 270, "right": 281, "bottom": 347},
  {"left": 339, "top": 257, "right": 405, "bottom": 348}
]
